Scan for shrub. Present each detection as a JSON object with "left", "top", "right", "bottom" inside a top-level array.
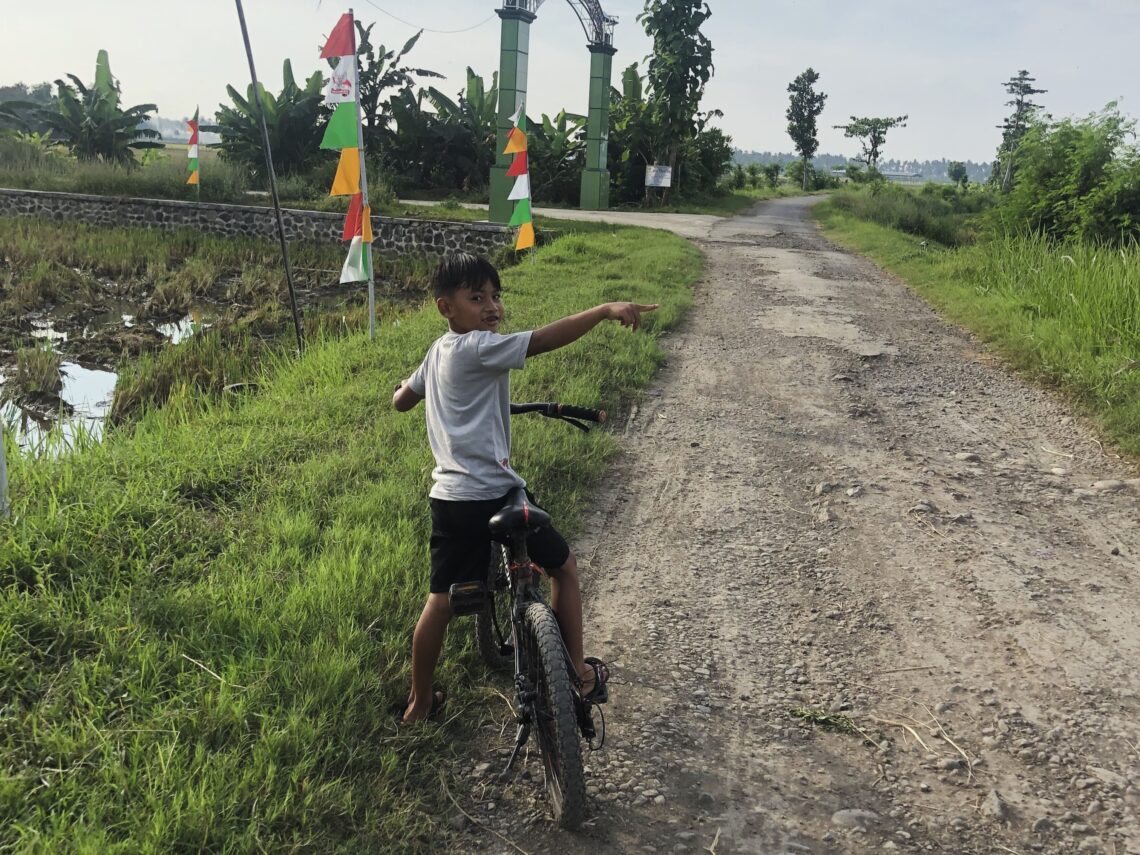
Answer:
[
  {"left": 992, "top": 104, "right": 1140, "bottom": 245},
  {"left": 829, "top": 183, "right": 991, "bottom": 246}
]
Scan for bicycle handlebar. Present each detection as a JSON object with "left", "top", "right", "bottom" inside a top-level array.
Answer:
[{"left": 510, "top": 402, "right": 607, "bottom": 425}]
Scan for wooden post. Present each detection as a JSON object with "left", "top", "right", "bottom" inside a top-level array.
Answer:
[{"left": 233, "top": 0, "right": 305, "bottom": 355}]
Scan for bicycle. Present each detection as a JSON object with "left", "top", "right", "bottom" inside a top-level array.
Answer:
[{"left": 447, "top": 401, "right": 608, "bottom": 830}]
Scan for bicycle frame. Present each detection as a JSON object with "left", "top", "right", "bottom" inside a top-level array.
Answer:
[{"left": 499, "top": 529, "right": 550, "bottom": 774}]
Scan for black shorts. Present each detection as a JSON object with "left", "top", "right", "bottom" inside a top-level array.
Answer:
[{"left": 428, "top": 490, "right": 571, "bottom": 594}]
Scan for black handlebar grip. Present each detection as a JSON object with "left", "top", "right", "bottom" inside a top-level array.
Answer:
[{"left": 557, "top": 404, "right": 606, "bottom": 424}]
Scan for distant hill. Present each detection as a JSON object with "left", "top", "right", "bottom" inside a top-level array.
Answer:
[{"left": 735, "top": 150, "right": 992, "bottom": 184}]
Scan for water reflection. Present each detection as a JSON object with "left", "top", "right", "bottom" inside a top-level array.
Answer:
[
  {"left": 30, "top": 320, "right": 68, "bottom": 343},
  {"left": 157, "top": 309, "right": 210, "bottom": 344},
  {"left": 1, "top": 362, "right": 117, "bottom": 453}
]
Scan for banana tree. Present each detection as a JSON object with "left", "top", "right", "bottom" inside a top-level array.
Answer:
[
  {"left": 425, "top": 68, "right": 498, "bottom": 190},
  {"left": 608, "top": 62, "right": 657, "bottom": 203},
  {"left": 349, "top": 23, "right": 443, "bottom": 143},
  {"left": 527, "top": 110, "right": 587, "bottom": 204},
  {"left": 39, "top": 50, "right": 161, "bottom": 165},
  {"left": 206, "top": 59, "right": 326, "bottom": 181},
  {"left": 384, "top": 86, "right": 438, "bottom": 189}
]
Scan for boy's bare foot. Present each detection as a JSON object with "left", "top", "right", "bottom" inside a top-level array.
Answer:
[{"left": 396, "top": 689, "right": 447, "bottom": 725}]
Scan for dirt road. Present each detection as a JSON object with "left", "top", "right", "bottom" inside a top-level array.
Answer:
[{"left": 456, "top": 196, "right": 1140, "bottom": 854}]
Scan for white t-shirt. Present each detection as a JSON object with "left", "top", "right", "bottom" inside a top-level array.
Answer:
[{"left": 408, "top": 329, "right": 533, "bottom": 501}]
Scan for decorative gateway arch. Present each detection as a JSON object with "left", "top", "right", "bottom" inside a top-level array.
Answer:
[{"left": 489, "top": 0, "right": 617, "bottom": 222}]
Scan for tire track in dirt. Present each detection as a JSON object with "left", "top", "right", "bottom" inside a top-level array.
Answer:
[{"left": 453, "top": 196, "right": 1140, "bottom": 855}]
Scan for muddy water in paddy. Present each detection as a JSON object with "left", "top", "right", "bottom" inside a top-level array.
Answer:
[{"left": 0, "top": 281, "right": 376, "bottom": 450}]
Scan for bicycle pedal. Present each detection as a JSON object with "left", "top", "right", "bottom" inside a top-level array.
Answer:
[{"left": 447, "top": 581, "right": 489, "bottom": 616}]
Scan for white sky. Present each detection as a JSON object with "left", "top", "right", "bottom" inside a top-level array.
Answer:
[{"left": 3, "top": 0, "right": 1138, "bottom": 163}]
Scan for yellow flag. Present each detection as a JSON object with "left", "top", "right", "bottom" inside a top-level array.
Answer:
[
  {"left": 515, "top": 221, "right": 535, "bottom": 251},
  {"left": 330, "top": 147, "right": 361, "bottom": 196},
  {"left": 186, "top": 170, "right": 199, "bottom": 186},
  {"left": 504, "top": 128, "right": 528, "bottom": 155},
  {"left": 361, "top": 204, "right": 373, "bottom": 243}
]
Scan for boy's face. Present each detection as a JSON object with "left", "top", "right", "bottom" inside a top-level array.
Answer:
[{"left": 436, "top": 279, "right": 503, "bottom": 334}]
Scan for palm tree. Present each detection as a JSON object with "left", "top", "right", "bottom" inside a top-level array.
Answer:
[{"left": 40, "top": 50, "right": 161, "bottom": 164}]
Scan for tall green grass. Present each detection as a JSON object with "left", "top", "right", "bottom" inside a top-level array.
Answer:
[
  {"left": 0, "top": 137, "right": 251, "bottom": 204},
  {"left": 827, "top": 183, "right": 991, "bottom": 246},
  {"left": 815, "top": 202, "right": 1140, "bottom": 456},
  {"left": 0, "top": 225, "right": 701, "bottom": 851}
]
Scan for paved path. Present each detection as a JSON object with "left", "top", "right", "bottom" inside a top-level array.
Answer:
[
  {"left": 455, "top": 196, "right": 1140, "bottom": 855},
  {"left": 397, "top": 198, "right": 725, "bottom": 240}
]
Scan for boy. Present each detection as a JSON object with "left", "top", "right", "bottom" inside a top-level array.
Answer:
[{"left": 392, "top": 252, "right": 658, "bottom": 724}]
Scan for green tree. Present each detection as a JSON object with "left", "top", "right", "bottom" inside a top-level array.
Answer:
[
  {"left": 207, "top": 59, "right": 326, "bottom": 181},
  {"left": 38, "top": 51, "right": 161, "bottom": 164},
  {"left": 0, "top": 81, "right": 53, "bottom": 104},
  {"left": 638, "top": 0, "right": 716, "bottom": 196},
  {"left": 993, "top": 104, "right": 1140, "bottom": 244},
  {"left": 834, "top": 115, "right": 908, "bottom": 168},
  {"left": 0, "top": 81, "right": 54, "bottom": 134},
  {"left": 607, "top": 62, "right": 656, "bottom": 204},
  {"left": 348, "top": 23, "right": 443, "bottom": 145},
  {"left": 425, "top": 68, "right": 498, "bottom": 191},
  {"left": 947, "top": 161, "right": 968, "bottom": 188},
  {"left": 786, "top": 67, "right": 827, "bottom": 190},
  {"left": 762, "top": 162, "right": 781, "bottom": 188},
  {"left": 745, "top": 163, "right": 762, "bottom": 188},
  {"left": 527, "top": 110, "right": 587, "bottom": 204},
  {"left": 730, "top": 163, "right": 746, "bottom": 189},
  {"left": 994, "top": 70, "right": 1047, "bottom": 192}
]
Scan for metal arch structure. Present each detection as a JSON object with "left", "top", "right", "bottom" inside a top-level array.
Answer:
[
  {"left": 489, "top": 0, "right": 618, "bottom": 220},
  {"left": 565, "top": 0, "right": 618, "bottom": 47},
  {"left": 501, "top": 0, "right": 616, "bottom": 46}
]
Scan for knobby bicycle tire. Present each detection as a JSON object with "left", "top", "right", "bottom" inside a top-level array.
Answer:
[
  {"left": 521, "top": 601, "right": 587, "bottom": 830},
  {"left": 475, "top": 548, "right": 513, "bottom": 671}
]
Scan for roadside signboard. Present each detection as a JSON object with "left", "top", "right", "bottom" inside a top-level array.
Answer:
[{"left": 645, "top": 165, "right": 673, "bottom": 188}]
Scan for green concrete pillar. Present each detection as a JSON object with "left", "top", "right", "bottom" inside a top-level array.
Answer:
[
  {"left": 580, "top": 43, "right": 616, "bottom": 211},
  {"left": 490, "top": 6, "right": 536, "bottom": 224}
]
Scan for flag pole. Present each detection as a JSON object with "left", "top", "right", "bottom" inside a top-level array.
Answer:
[
  {"left": 0, "top": 418, "right": 10, "bottom": 521},
  {"left": 233, "top": 0, "right": 305, "bottom": 355},
  {"left": 348, "top": 7, "right": 376, "bottom": 341},
  {"left": 194, "top": 104, "right": 201, "bottom": 203}
]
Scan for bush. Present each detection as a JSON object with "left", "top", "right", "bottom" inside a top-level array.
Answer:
[
  {"left": 829, "top": 183, "right": 991, "bottom": 246},
  {"left": 785, "top": 160, "right": 840, "bottom": 191},
  {"left": 991, "top": 104, "right": 1140, "bottom": 245}
]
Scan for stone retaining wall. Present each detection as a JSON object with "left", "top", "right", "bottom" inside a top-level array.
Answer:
[{"left": 0, "top": 188, "right": 512, "bottom": 258}]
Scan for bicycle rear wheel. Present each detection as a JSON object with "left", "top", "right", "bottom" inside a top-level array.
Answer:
[
  {"left": 521, "top": 601, "right": 587, "bottom": 829},
  {"left": 476, "top": 547, "right": 513, "bottom": 671}
]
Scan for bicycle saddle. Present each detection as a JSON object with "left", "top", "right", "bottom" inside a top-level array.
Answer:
[{"left": 489, "top": 487, "right": 551, "bottom": 535}]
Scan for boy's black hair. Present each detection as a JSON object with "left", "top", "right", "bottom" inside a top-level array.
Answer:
[{"left": 432, "top": 252, "right": 501, "bottom": 298}]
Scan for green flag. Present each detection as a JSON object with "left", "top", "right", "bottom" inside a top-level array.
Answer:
[
  {"left": 508, "top": 199, "right": 532, "bottom": 227},
  {"left": 321, "top": 102, "right": 358, "bottom": 150}
]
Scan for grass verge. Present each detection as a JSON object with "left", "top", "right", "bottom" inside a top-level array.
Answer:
[
  {"left": 0, "top": 225, "right": 701, "bottom": 852},
  {"left": 814, "top": 202, "right": 1140, "bottom": 459}
]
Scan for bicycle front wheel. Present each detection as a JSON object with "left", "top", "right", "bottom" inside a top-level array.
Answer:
[
  {"left": 475, "top": 547, "right": 513, "bottom": 671},
  {"left": 521, "top": 602, "right": 587, "bottom": 830}
]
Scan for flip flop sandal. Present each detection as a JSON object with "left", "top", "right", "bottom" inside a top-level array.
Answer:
[
  {"left": 579, "top": 656, "right": 610, "bottom": 705},
  {"left": 392, "top": 689, "right": 447, "bottom": 725}
]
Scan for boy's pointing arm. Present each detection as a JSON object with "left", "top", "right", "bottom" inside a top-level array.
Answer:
[{"left": 526, "top": 302, "right": 660, "bottom": 357}]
